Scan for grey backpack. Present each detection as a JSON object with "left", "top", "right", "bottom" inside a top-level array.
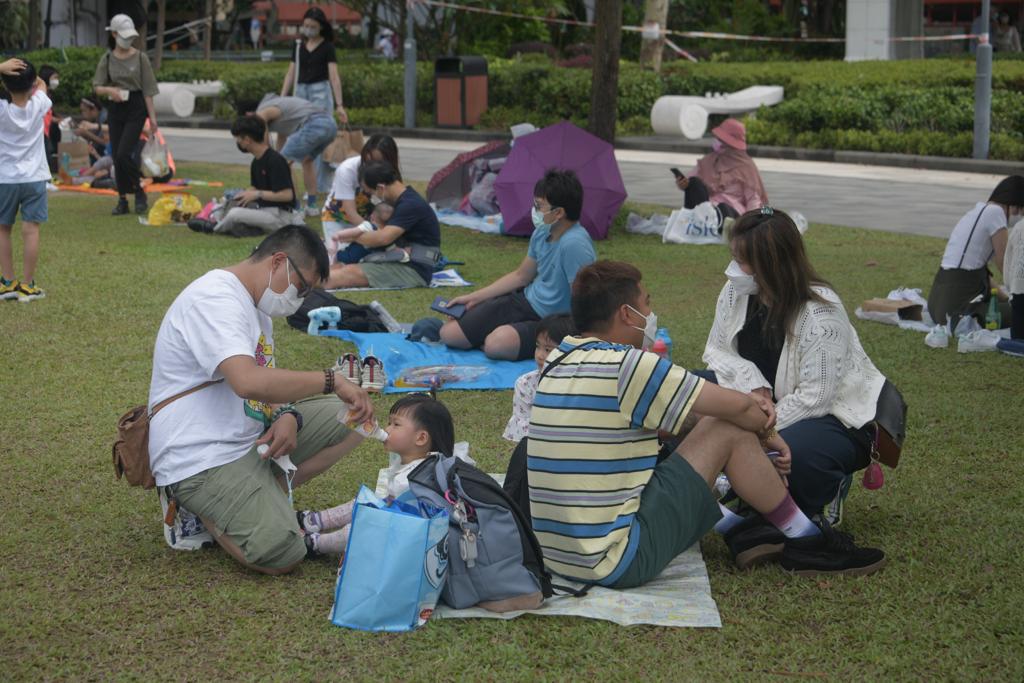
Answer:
[{"left": 407, "top": 453, "right": 553, "bottom": 611}]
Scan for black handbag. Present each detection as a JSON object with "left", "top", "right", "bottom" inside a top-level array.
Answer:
[{"left": 872, "top": 380, "right": 907, "bottom": 469}]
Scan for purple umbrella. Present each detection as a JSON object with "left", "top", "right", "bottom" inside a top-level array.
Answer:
[{"left": 493, "top": 121, "right": 627, "bottom": 240}]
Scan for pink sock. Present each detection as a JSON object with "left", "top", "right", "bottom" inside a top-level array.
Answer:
[
  {"left": 311, "top": 524, "right": 351, "bottom": 555},
  {"left": 317, "top": 500, "right": 355, "bottom": 532},
  {"left": 763, "top": 494, "right": 820, "bottom": 539}
]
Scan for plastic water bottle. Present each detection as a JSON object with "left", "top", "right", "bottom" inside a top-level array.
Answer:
[
  {"left": 652, "top": 328, "right": 673, "bottom": 360},
  {"left": 985, "top": 289, "right": 1001, "bottom": 330},
  {"left": 369, "top": 300, "right": 403, "bottom": 333},
  {"left": 60, "top": 152, "right": 70, "bottom": 172},
  {"left": 337, "top": 405, "right": 389, "bottom": 442}
]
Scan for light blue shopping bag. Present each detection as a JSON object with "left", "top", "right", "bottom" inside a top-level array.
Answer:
[{"left": 329, "top": 486, "right": 449, "bottom": 632}]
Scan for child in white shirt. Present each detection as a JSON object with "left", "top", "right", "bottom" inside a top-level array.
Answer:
[
  {"left": 0, "top": 58, "right": 51, "bottom": 302},
  {"left": 298, "top": 394, "right": 454, "bottom": 556},
  {"left": 503, "top": 314, "right": 577, "bottom": 443}
]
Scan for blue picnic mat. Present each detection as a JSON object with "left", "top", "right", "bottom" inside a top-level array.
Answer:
[{"left": 318, "top": 330, "right": 535, "bottom": 393}]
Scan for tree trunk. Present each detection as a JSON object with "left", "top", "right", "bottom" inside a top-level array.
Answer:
[
  {"left": 155, "top": 0, "right": 166, "bottom": 70},
  {"left": 203, "top": 0, "right": 213, "bottom": 60},
  {"left": 588, "top": 0, "right": 623, "bottom": 143},
  {"left": 638, "top": 0, "right": 669, "bottom": 71},
  {"left": 28, "top": 0, "right": 41, "bottom": 49}
]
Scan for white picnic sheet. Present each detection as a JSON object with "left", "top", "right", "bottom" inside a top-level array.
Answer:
[{"left": 374, "top": 469, "right": 722, "bottom": 628}]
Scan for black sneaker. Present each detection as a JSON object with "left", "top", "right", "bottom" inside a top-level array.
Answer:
[
  {"left": 111, "top": 198, "right": 130, "bottom": 215},
  {"left": 135, "top": 191, "right": 149, "bottom": 215},
  {"left": 187, "top": 218, "right": 215, "bottom": 234},
  {"left": 780, "top": 521, "right": 886, "bottom": 577},
  {"left": 723, "top": 515, "right": 786, "bottom": 570}
]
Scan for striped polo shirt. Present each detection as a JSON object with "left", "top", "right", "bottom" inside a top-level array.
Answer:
[{"left": 527, "top": 336, "right": 705, "bottom": 585}]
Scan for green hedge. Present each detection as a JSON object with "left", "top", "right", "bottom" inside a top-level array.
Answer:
[{"left": 21, "top": 47, "right": 1024, "bottom": 160}]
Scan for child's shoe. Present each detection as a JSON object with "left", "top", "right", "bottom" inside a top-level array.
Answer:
[
  {"left": 361, "top": 356, "right": 386, "bottom": 392},
  {"left": 333, "top": 353, "right": 362, "bottom": 386},
  {"left": 16, "top": 281, "right": 45, "bottom": 302},
  {"left": 0, "top": 277, "right": 20, "bottom": 301}
]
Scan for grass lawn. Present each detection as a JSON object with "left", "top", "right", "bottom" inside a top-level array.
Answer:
[{"left": 1, "top": 162, "right": 1022, "bottom": 680}]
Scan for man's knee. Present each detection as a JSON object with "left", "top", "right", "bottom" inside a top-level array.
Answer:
[
  {"left": 482, "top": 326, "right": 519, "bottom": 359},
  {"left": 440, "top": 320, "right": 469, "bottom": 347},
  {"left": 239, "top": 526, "right": 306, "bottom": 573}
]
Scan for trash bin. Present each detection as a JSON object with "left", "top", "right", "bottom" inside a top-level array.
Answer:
[{"left": 434, "top": 56, "right": 488, "bottom": 128}]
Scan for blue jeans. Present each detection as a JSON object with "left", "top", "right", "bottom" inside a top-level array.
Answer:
[{"left": 294, "top": 81, "right": 335, "bottom": 194}]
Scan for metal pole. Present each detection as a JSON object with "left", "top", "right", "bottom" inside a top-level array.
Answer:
[
  {"left": 973, "top": 0, "right": 992, "bottom": 160},
  {"left": 403, "top": 2, "right": 417, "bottom": 129},
  {"left": 155, "top": 0, "right": 166, "bottom": 70},
  {"left": 203, "top": 1, "right": 213, "bottom": 60}
]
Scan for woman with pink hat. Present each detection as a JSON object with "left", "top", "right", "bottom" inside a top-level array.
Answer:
[{"left": 674, "top": 118, "right": 768, "bottom": 219}]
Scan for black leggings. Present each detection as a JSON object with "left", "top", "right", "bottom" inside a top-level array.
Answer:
[
  {"left": 683, "top": 176, "right": 739, "bottom": 218},
  {"left": 1013, "top": 294, "right": 1024, "bottom": 339},
  {"left": 108, "top": 93, "right": 147, "bottom": 197}
]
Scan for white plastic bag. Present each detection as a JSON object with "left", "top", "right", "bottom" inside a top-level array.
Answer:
[
  {"left": 662, "top": 202, "right": 723, "bottom": 245},
  {"left": 141, "top": 133, "right": 170, "bottom": 178}
]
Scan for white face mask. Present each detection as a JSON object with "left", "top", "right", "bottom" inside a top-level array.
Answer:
[
  {"left": 257, "top": 259, "right": 305, "bottom": 317},
  {"left": 115, "top": 35, "right": 134, "bottom": 49},
  {"left": 49, "top": 78, "right": 59, "bottom": 89},
  {"left": 712, "top": 139, "right": 724, "bottom": 153},
  {"left": 531, "top": 206, "right": 557, "bottom": 231},
  {"left": 301, "top": 26, "right": 320, "bottom": 38},
  {"left": 627, "top": 305, "right": 658, "bottom": 350},
  {"left": 369, "top": 193, "right": 384, "bottom": 206},
  {"left": 725, "top": 260, "right": 759, "bottom": 296}
]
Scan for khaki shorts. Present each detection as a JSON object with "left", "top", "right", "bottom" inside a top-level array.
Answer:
[
  {"left": 170, "top": 395, "right": 351, "bottom": 569},
  {"left": 357, "top": 262, "right": 429, "bottom": 289}
]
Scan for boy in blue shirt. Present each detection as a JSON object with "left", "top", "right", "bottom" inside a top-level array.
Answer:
[
  {"left": 440, "top": 169, "right": 597, "bottom": 360},
  {"left": 0, "top": 58, "right": 50, "bottom": 302}
]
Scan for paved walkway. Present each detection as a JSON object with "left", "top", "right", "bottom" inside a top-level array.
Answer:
[{"left": 163, "top": 128, "right": 1006, "bottom": 239}]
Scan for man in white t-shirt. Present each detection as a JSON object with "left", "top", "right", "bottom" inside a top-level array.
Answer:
[{"left": 148, "top": 225, "right": 374, "bottom": 574}]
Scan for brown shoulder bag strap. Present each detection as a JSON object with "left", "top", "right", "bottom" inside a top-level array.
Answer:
[{"left": 150, "top": 379, "right": 224, "bottom": 419}]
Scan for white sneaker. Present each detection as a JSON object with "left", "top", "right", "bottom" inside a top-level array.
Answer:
[
  {"left": 957, "top": 329, "right": 1001, "bottom": 353},
  {"left": 360, "top": 356, "right": 386, "bottom": 392},
  {"left": 333, "top": 353, "right": 361, "bottom": 386},
  {"left": 304, "top": 205, "right": 321, "bottom": 218},
  {"left": 924, "top": 324, "right": 949, "bottom": 349},
  {"left": 159, "top": 488, "right": 214, "bottom": 551}
]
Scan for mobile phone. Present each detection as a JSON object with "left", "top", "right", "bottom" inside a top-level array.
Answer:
[
  {"left": 670, "top": 167, "right": 684, "bottom": 179},
  {"left": 430, "top": 295, "right": 466, "bottom": 319}
]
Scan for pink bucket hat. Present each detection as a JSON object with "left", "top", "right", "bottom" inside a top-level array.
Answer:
[{"left": 711, "top": 118, "right": 747, "bottom": 151}]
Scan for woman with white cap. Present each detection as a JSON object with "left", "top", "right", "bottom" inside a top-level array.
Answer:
[
  {"left": 674, "top": 118, "right": 768, "bottom": 220},
  {"left": 92, "top": 14, "right": 159, "bottom": 216}
]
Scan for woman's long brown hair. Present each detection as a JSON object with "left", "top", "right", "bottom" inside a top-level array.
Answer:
[{"left": 730, "top": 209, "right": 832, "bottom": 338}]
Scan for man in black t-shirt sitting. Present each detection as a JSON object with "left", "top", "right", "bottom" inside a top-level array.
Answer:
[
  {"left": 189, "top": 115, "right": 304, "bottom": 237},
  {"left": 325, "top": 160, "right": 442, "bottom": 289}
]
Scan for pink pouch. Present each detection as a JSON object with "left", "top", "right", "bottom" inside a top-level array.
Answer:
[{"left": 862, "top": 461, "right": 884, "bottom": 490}]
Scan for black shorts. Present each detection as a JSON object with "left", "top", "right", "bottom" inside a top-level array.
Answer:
[{"left": 456, "top": 289, "right": 541, "bottom": 360}]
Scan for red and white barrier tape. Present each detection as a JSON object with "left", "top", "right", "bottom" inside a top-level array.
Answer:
[{"left": 417, "top": 0, "right": 980, "bottom": 45}]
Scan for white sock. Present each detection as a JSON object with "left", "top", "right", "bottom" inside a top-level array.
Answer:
[
  {"left": 765, "top": 495, "right": 820, "bottom": 539},
  {"left": 713, "top": 504, "right": 747, "bottom": 534},
  {"left": 311, "top": 524, "right": 351, "bottom": 555}
]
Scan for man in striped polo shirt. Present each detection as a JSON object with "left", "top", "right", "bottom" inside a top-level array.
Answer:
[{"left": 527, "top": 261, "right": 885, "bottom": 587}]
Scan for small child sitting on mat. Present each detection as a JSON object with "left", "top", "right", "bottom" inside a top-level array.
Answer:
[{"left": 503, "top": 314, "right": 577, "bottom": 443}]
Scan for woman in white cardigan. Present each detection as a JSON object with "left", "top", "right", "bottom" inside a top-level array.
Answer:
[{"left": 702, "top": 208, "right": 886, "bottom": 520}]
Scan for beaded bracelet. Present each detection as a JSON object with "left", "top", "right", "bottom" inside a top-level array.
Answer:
[
  {"left": 272, "top": 404, "right": 303, "bottom": 432},
  {"left": 323, "top": 368, "right": 335, "bottom": 394}
]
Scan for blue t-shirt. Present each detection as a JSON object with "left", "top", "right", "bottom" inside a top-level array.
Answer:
[
  {"left": 388, "top": 186, "right": 441, "bottom": 283},
  {"left": 524, "top": 223, "right": 596, "bottom": 317}
]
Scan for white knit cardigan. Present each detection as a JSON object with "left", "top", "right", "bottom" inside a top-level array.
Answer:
[
  {"left": 1004, "top": 220, "right": 1024, "bottom": 295},
  {"left": 702, "top": 282, "right": 886, "bottom": 431}
]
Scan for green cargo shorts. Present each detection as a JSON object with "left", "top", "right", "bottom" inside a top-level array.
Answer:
[
  {"left": 357, "top": 262, "right": 429, "bottom": 289},
  {"left": 170, "top": 395, "right": 352, "bottom": 570},
  {"left": 612, "top": 452, "right": 722, "bottom": 589}
]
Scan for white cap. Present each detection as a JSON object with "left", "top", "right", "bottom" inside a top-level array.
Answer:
[{"left": 106, "top": 14, "right": 139, "bottom": 39}]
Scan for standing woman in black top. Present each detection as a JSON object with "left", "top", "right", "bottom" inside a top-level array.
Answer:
[
  {"left": 92, "top": 14, "right": 160, "bottom": 216},
  {"left": 279, "top": 7, "right": 348, "bottom": 215}
]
